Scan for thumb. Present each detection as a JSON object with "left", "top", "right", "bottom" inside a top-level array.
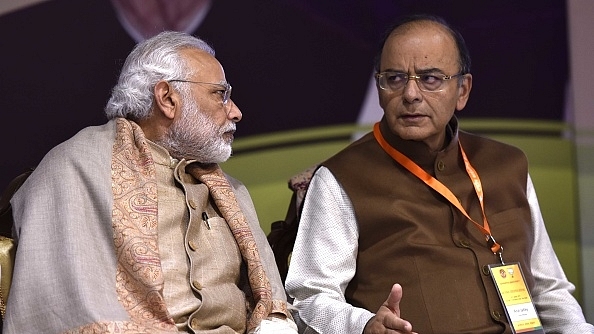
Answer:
[{"left": 384, "top": 283, "right": 403, "bottom": 314}]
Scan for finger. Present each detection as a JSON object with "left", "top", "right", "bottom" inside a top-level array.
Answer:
[
  {"left": 385, "top": 283, "right": 403, "bottom": 313},
  {"left": 383, "top": 316, "right": 413, "bottom": 333}
]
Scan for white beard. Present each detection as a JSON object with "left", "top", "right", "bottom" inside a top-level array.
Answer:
[{"left": 157, "top": 96, "right": 234, "bottom": 163}]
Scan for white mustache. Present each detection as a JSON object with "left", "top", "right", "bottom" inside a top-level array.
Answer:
[{"left": 221, "top": 123, "right": 236, "bottom": 134}]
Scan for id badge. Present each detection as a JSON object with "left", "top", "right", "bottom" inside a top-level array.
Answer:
[{"left": 488, "top": 262, "right": 545, "bottom": 334}]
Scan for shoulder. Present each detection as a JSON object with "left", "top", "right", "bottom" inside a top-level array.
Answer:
[
  {"left": 16, "top": 121, "right": 116, "bottom": 196},
  {"left": 46, "top": 121, "right": 116, "bottom": 162},
  {"left": 459, "top": 130, "right": 527, "bottom": 162},
  {"left": 324, "top": 131, "right": 377, "bottom": 166}
]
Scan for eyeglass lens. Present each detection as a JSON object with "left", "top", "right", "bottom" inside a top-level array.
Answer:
[
  {"left": 377, "top": 72, "right": 456, "bottom": 92},
  {"left": 170, "top": 80, "right": 232, "bottom": 106}
]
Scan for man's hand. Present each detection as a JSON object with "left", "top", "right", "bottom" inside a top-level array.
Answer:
[{"left": 363, "top": 284, "right": 416, "bottom": 334}]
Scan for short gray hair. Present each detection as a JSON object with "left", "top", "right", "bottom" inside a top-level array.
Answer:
[{"left": 104, "top": 31, "right": 215, "bottom": 120}]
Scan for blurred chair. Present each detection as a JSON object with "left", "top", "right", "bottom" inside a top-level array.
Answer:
[
  {"left": 267, "top": 165, "right": 318, "bottom": 283},
  {"left": 0, "top": 168, "right": 33, "bottom": 326}
]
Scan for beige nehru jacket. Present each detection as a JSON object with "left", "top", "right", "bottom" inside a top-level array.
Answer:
[{"left": 150, "top": 141, "right": 248, "bottom": 334}]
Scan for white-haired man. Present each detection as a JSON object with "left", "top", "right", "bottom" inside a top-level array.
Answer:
[{"left": 4, "top": 31, "right": 297, "bottom": 334}]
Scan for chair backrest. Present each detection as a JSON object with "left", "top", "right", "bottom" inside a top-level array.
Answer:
[
  {"left": 267, "top": 193, "right": 300, "bottom": 284},
  {"left": 0, "top": 168, "right": 34, "bottom": 238},
  {"left": 266, "top": 165, "right": 318, "bottom": 283},
  {"left": 0, "top": 168, "right": 34, "bottom": 325}
]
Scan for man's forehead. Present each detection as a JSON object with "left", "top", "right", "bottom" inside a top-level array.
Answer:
[
  {"left": 180, "top": 48, "right": 224, "bottom": 78},
  {"left": 181, "top": 48, "right": 220, "bottom": 68}
]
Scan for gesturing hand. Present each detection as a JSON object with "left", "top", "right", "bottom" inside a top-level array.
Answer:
[{"left": 362, "top": 284, "right": 417, "bottom": 334}]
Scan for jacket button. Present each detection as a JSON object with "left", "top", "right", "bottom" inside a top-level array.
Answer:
[
  {"left": 491, "top": 310, "right": 502, "bottom": 320},
  {"left": 188, "top": 199, "right": 197, "bottom": 209},
  {"left": 190, "top": 318, "right": 199, "bottom": 329},
  {"left": 188, "top": 240, "right": 198, "bottom": 251},
  {"left": 437, "top": 160, "right": 445, "bottom": 171},
  {"left": 482, "top": 265, "right": 491, "bottom": 276},
  {"left": 459, "top": 239, "right": 471, "bottom": 248},
  {"left": 192, "top": 280, "right": 203, "bottom": 290}
]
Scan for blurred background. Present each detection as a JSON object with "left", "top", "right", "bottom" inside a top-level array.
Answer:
[{"left": 1, "top": 0, "right": 592, "bottom": 322}]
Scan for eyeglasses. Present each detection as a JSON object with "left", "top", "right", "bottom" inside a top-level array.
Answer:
[
  {"left": 375, "top": 71, "right": 463, "bottom": 93},
  {"left": 169, "top": 79, "right": 232, "bottom": 105}
]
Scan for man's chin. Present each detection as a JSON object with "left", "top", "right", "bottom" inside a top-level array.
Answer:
[
  {"left": 212, "top": 154, "right": 232, "bottom": 164},
  {"left": 202, "top": 150, "right": 233, "bottom": 164}
]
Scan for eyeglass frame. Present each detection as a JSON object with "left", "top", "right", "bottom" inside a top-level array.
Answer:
[
  {"left": 168, "top": 79, "right": 232, "bottom": 105},
  {"left": 375, "top": 71, "right": 465, "bottom": 93}
]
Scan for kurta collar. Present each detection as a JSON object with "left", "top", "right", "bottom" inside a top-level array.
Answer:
[
  {"left": 377, "top": 116, "right": 460, "bottom": 173},
  {"left": 147, "top": 139, "right": 179, "bottom": 169}
]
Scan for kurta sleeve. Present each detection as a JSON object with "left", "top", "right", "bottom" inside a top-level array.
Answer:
[
  {"left": 526, "top": 174, "right": 594, "bottom": 333},
  {"left": 285, "top": 166, "right": 374, "bottom": 333}
]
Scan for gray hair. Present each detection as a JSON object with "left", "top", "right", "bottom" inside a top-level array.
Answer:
[{"left": 104, "top": 31, "right": 215, "bottom": 120}]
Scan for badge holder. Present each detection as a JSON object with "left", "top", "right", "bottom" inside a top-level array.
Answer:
[{"left": 488, "top": 262, "right": 545, "bottom": 334}]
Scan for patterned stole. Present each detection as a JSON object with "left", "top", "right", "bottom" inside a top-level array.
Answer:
[
  {"left": 110, "top": 118, "right": 281, "bottom": 333},
  {"left": 111, "top": 118, "right": 177, "bottom": 332},
  {"left": 186, "top": 163, "right": 273, "bottom": 333}
]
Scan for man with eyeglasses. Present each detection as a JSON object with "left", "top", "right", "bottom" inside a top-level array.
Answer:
[
  {"left": 285, "top": 14, "right": 593, "bottom": 334},
  {"left": 4, "top": 31, "right": 297, "bottom": 334}
]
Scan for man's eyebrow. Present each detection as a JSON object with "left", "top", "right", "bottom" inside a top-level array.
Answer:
[
  {"left": 379, "top": 67, "right": 446, "bottom": 74},
  {"left": 415, "top": 67, "right": 445, "bottom": 74}
]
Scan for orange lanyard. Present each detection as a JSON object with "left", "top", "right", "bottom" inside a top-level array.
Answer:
[{"left": 373, "top": 122, "right": 503, "bottom": 261}]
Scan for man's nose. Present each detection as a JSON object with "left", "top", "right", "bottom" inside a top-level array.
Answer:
[
  {"left": 227, "top": 99, "right": 242, "bottom": 122},
  {"left": 402, "top": 78, "right": 423, "bottom": 103}
]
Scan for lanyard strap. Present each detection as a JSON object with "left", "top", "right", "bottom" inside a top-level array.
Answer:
[{"left": 373, "top": 122, "right": 503, "bottom": 256}]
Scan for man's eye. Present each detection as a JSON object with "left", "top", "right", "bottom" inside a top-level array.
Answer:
[
  {"left": 420, "top": 74, "right": 440, "bottom": 84},
  {"left": 387, "top": 74, "right": 407, "bottom": 82}
]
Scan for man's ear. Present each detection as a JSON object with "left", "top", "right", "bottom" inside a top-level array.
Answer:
[
  {"left": 456, "top": 73, "right": 472, "bottom": 111},
  {"left": 154, "top": 80, "right": 178, "bottom": 120}
]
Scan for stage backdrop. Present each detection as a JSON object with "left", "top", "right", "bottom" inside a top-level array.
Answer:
[{"left": 0, "top": 0, "right": 568, "bottom": 189}]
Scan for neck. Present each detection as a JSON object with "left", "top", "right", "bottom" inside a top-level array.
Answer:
[{"left": 426, "top": 125, "right": 453, "bottom": 152}]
